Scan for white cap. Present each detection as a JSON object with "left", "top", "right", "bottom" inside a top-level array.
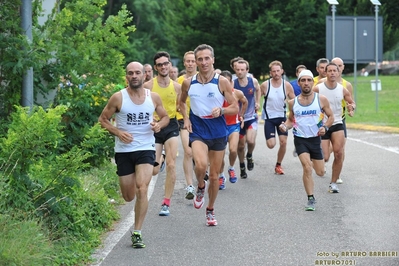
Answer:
[{"left": 297, "top": 69, "right": 314, "bottom": 80}]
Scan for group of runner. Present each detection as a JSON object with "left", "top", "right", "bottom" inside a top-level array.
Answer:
[{"left": 98, "top": 44, "right": 355, "bottom": 248}]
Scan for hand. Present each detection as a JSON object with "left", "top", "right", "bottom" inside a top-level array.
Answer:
[
  {"left": 211, "top": 107, "right": 222, "bottom": 118},
  {"left": 150, "top": 121, "right": 161, "bottom": 133},
  {"left": 318, "top": 127, "right": 327, "bottom": 136},
  {"left": 118, "top": 131, "right": 133, "bottom": 143},
  {"left": 279, "top": 122, "right": 287, "bottom": 133}
]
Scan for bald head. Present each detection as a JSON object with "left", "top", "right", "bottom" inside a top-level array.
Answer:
[
  {"left": 126, "top": 62, "right": 144, "bottom": 74},
  {"left": 331, "top": 57, "right": 344, "bottom": 76},
  {"left": 126, "top": 62, "right": 145, "bottom": 89}
]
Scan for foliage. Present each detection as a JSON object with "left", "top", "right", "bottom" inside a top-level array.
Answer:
[
  {"left": 160, "top": 0, "right": 399, "bottom": 77},
  {"left": 31, "top": 0, "right": 134, "bottom": 166},
  {"left": 0, "top": 105, "right": 120, "bottom": 265},
  {"left": 0, "top": 214, "right": 54, "bottom": 265}
]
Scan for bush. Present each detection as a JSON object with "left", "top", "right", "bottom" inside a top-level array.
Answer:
[{"left": 0, "top": 214, "right": 54, "bottom": 265}]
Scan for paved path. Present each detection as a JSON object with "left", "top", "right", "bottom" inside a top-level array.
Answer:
[{"left": 92, "top": 127, "right": 399, "bottom": 266}]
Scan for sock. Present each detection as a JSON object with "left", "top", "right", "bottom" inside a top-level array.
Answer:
[
  {"left": 276, "top": 162, "right": 281, "bottom": 167},
  {"left": 240, "top": 162, "right": 245, "bottom": 169},
  {"left": 229, "top": 165, "right": 234, "bottom": 170},
  {"left": 206, "top": 207, "right": 214, "bottom": 212},
  {"left": 308, "top": 195, "right": 314, "bottom": 200},
  {"left": 162, "top": 198, "right": 170, "bottom": 206},
  {"left": 246, "top": 153, "right": 252, "bottom": 158},
  {"left": 134, "top": 230, "right": 141, "bottom": 235}
]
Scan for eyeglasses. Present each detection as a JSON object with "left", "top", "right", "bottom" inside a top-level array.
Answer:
[
  {"left": 156, "top": 61, "right": 170, "bottom": 68},
  {"left": 299, "top": 78, "right": 314, "bottom": 82}
]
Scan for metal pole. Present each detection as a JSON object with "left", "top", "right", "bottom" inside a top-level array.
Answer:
[
  {"left": 21, "top": 0, "right": 34, "bottom": 109},
  {"left": 374, "top": 5, "right": 379, "bottom": 112},
  {"left": 354, "top": 18, "right": 357, "bottom": 105},
  {"left": 332, "top": 5, "right": 336, "bottom": 58}
]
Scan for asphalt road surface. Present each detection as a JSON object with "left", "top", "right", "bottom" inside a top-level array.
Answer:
[{"left": 91, "top": 128, "right": 399, "bottom": 266}]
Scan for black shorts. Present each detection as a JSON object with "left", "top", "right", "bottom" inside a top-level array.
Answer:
[
  {"left": 189, "top": 136, "right": 227, "bottom": 151},
  {"left": 114, "top": 150, "right": 156, "bottom": 176},
  {"left": 178, "top": 119, "right": 186, "bottom": 131},
  {"left": 154, "top": 118, "right": 179, "bottom": 144},
  {"left": 321, "top": 123, "right": 344, "bottom": 140},
  {"left": 263, "top": 117, "right": 288, "bottom": 140},
  {"left": 294, "top": 136, "right": 323, "bottom": 160}
]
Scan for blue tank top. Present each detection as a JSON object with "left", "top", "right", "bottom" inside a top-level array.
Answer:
[
  {"left": 188, "top": 74, "right": 227, "bottom": 139},
  {"left": 234, "top": 77, "right": 257, "bottom": 121}
]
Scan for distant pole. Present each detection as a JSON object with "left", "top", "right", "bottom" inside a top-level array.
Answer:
[
  {"left": 21, "top": 0, "right": 34, "bottom": 109},
  {"left": 327, "top": 0, "right": 339, "bottom": 58},
  {"left": 374, "top": 4, "right": 379, "bottom": 113},
  {"left": 370, "top": 0, "right": 381, "bottom": 113},
  {"left": 332, "top": 4, "right": 336, "bottom": 58}
]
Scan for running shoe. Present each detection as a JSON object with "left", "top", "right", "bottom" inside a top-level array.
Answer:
[
  {"left": 219, "top": 175, "right": 226, "bottom": 190},
  {"left": 275, "top": 165, "right": 285, "bottom": 175},
  {"left": 185, "top": 185, "right": 195, "bottom": 200},
  {"left": 194, "top": 181, "right": 207, "bottom": 209},
  {"left": 293, "top": 149, "right": 298, "bottom": 157},
  {"left": 206, "top": 209, "right": 218, "bottom": 226},
  {"left": 240, "top": 166, "right": 247, "bottom": 179},
  {"left": 336, "top": 178, "right": 343, "bottom": 184},
  {"left": 329, "top": 183, "right": 339, "bottom": 193},
  {"left": 305, "top": 198, "right": 316, "bottom": 211},
  {"left": 131, "top": 232, "right": 146, "bottom": 248},
  {"left": 159, "top": 204, "right": 170, "bottom": 216},
  {"left": 228, "top": 168, "right": 237, "bottom": 183},
  {"left": 247, "top": 156, "right": 254, "bottom": 171}
]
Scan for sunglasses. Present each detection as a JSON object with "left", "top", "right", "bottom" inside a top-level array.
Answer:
[{"left": 156, "top": 61, "right": 170, "bottom": 68}]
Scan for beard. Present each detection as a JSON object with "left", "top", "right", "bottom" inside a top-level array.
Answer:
[{"left": 129, "top": 79, "right": 143, "bottom": 90}]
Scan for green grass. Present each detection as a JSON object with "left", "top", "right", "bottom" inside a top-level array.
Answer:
[
  {"left": 260, "top": 75, "right": 399, "bottom": 130},
  {"left": 344, "top": 75, "right": 399, "bottom": 128}
]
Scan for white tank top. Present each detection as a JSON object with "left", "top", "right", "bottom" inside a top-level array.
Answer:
[
  {"left": 114, "top": 88, "right": 155, "bottom": 152},
  {"left": 262, "top": 79, "right": 286, "bottom": 119},
  {"left": 292, "top": 93, "right": 324, "bottom": 138},
  {"left": 318, "top": 82, "right": 343, "bottom": 125}
]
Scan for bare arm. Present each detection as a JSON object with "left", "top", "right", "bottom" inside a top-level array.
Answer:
[
  {"left": 173, "top": 81, "right": 182, "bottom": 113},
  {"left": 234, "top": 89, "right": 248, "bottom": 118},
  {"left": 343, "top": 88, "right": 356, "bottom": 116},
  {"left": 219, "top": 77, "right": 238, "bottom": 116},
  {"left": 285, "top": 81, "right": 296, "bottom": 100},
  {"left": 98, "top": 92, "right": 133, "bottom": 143},
  {"left": 319, "top": 95, "right": 334, "bottom": 136},
  {"left": 260, "top": 80, "right": 269, "bottom": 96},
  {"left": 151, "top": 92, "right": 170, "bottom": 131},
  {"left": 253, "top": 78, "right": 261, "bottom": 112},
  {"left": 279, "top": 99, "right": 295, "bottom": 133},
  {"left": 179, "top": 78, "right": 191, "bottom": 132}
]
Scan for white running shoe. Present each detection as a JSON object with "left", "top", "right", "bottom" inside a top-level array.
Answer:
[
  {"left": 185, "top": 185, "right": 195, "bottom": 200},
  {"left": 336, "top": 178, "right": 343, "bottom": 184},
  {"left": 193, "top": 181, "right": 207, "bottom": 209}
]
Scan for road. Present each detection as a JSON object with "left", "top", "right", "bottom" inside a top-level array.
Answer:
[{"left": 91, "top": 128, "right": 399, "bottom": 266}]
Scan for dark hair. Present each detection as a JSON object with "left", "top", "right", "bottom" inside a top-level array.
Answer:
[
  {"left": 325, "top": 62, "right": 339, "bottom": 71},
  {"left": 220, "top": 70, "right": 232, "bottom": 80},
  {"left": 153, "top": 51, "right": 171, "bottom": 65},
  {"left": 296, "top": 64, "right": 307, "bottom": 73},
  {"left": 230, "top": 56, "right": 244, "bottom": 69}
]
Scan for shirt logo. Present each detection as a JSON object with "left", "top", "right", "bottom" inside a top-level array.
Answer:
[{"left": 207, "top": 92, "right": 215, "bottom": 98}]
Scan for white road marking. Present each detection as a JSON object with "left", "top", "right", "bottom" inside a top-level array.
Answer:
[
  {"left": 91, "top": 174, "right": 158, "bottom": 265},
  {"left": 348, "top": 137, "right": 399, "bottom": 155}
]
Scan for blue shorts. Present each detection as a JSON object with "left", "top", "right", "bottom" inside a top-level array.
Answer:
[
  {"left": 227, "top": 123, "right": 240, "bottom": 136},
  {"left": 239, "top": 118, "right": 258, "bottom": 136},
  {"left": 114, "top": 150, "right": 156, "bottom": 176},
  {"left": 263, "top": 117, "right": 288, "bottom": 140}
]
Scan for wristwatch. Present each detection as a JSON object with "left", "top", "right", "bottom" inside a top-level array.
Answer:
[
  {"left": 220, "top": 108, "right": 225, "bottom": 116},
  {"left": 323, "top": 125, "right": 329, "bottom": 131}
]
